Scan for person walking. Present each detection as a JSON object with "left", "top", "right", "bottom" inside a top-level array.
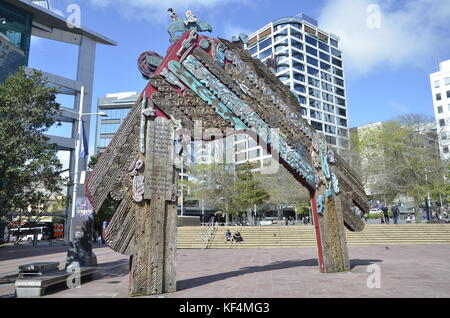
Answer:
[
  {"left": 381, "top": 204, "right": 389, "bottom": 224},
  {"left": 392, "top": 205, "right": 400, "bottom": 224}
]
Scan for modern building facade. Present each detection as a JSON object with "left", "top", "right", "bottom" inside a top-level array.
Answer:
[
  {"left": 244, "top": 14, "right": 350, "bottom": 153},
  {"left": 1, "top": 0, "right": 116, "bottom": 236},
  {"left": 95, "top": 92, "right": 138, "bottom": 154},
  {"left": 430, "top": 59, "right": 450, "bottom": 161}
]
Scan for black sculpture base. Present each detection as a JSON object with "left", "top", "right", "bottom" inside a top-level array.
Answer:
[{"left": 65, "top": 239, "right": 97, "bottom": 270}]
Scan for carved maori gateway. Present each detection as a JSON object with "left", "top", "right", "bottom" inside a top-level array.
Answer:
[{"left": 86, "top": 14, "right": 369, "bottom": 296}]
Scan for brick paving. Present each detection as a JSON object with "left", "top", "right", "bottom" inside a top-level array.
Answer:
[{"left": 1, "top": 244, "right": 450, "bottom": 298}]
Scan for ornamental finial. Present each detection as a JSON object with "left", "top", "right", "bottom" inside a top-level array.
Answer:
[{"left": 167, "top": 9, "right": 212, "bottom": 43}]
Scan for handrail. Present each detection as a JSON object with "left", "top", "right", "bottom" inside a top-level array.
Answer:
[{"left": 200, "top": 218, "right": 216, "bottom": 249}]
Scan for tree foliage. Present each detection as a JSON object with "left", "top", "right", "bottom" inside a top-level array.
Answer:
[
  {"left": 0, "top": 68, "right": 64, "bottom": 220},
  {"left": 351, "top": 114, "right": 446, "bottom": 212},
  {"left": 185, "top": 162, "right": 270, "bottom": 224}
]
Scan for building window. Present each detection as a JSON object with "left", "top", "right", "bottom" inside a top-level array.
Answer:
[
  {"left": 335, "top": 87, "right": 345, "bottom": 97},
  {"left": 338, "top": 128, "right": 348, "bottom": 137},
  {"left": 332, "top": 67, "right": 343, "bottom": 77},
  {"left": 291, "top": 39, "right": 303, "bottom": 50},
  {"left": 324, "top": 114, "right": 335, "bottom": 124},
  {"left": 294, "top": 83, "right": 305, "bottom": 93},
  {"left": 308, "top": 76, "right": 320, "bottom": 87},
  {"left": 259, "top": 48, "right": 273, "bottom": 60},
  {"left": 335, "top": 97, "right": 346, "bottom": 107},
  {"left": 332, "top": 58, "right": 342, "bottom": 67},
  {"left": 334, "top": 77, "right": 344, "bottom": 87},
  {"left": 436, "top": 93, "right": 442, "bottom": 101},
  {"left": 320, "top": 62, "right": 331, "bottom": 72},
  {"left": 290, "top": 29, "right": 302, "bottom": 40},
  {"left": 338, "top": 117, "right": 347, "bottom": 127},
  {"left": 330, "top": 47, "right": 342, "bottom": 58},
  {"left": 300, "top": 107, "right": 307, "bottom": 116},
  {"left": 311, "top": 121, "right": 323, "bottom": 131},
  {"left": 307, "top": 56, "right": 318, "bottom": 67},
  {"left": 292, "top": 50, "right": 304, "bottom": 60},
  {"left": 445, "top": 77, "right": 450, "bottom": 85},
  {"left": 309, "top": 98, "right": 321, "bottom": 109},
  {"left": 307, "top": 66, "right": 319, "bottom": 77},
  {"left": 305, "top": 45, "right": 317, "bottom": 56},
  {"left": 440, "top": 119, "right": 446, "bottom": 127},
  {"left": 310, "top": 109, "right": 322, "bottom": 120},
  {"left": 309, "top": 87, "right": 321, "bottom": 98},
  {"left": 434, "top": 80, "right": 440, "bottom": 88},
  {"left": 323, "top": 103, "right": 334, "bottom": 113},
  {"left": 447, "top": 91, "right": 450, "bottom": 98},
  {"left": 321, "top": 82, "right": 333, "bottom": 92},
  {"left": 322, "top": 92, "right": 334, "bottom": 102},
  {"left": 330, "top": 38, "right": 338, "bottom": 48},
  {"left": 321, "top": 71, "right": 332, "bottom": 82},
  {"left": 293, "top": 62, "right": 304, "bottom": 71},
  {"left": 326, "top": 135, "right": 337, "bottom": 145},
  {"left": 296, "top": 95, "right": 306, "bottom": 105},
  {"left": 438, "top": 106, "right": 443, "bottom": 114},
  {"left": 293, "top": 72, "right": 305, "bottom": 82},
  {"left": 305, "top": 35, "right": 317, "bottom": 47},
  {"left": 324, "top": 124, "right": 336, "bottom": 134},
  {"left": 318, "top": 41, "right": 329, "bottom": 52},
  {"left": 337, "top": 107, "right": 346, "bottom": 117},
  {"left": 319, "top": 52, "right": 330, "bottom": 62},
  {"left": 249, "top": 45, "right": 257, "bottom": 56}
]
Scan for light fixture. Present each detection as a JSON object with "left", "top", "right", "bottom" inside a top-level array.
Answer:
[
  {"left": 98, "top": 111, "right": 107, "bottom": 117},
  {"left": 0, "top": 18, "right": 6, "bottom": 24}
]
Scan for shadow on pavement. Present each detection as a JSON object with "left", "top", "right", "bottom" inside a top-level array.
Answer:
[{"left": 177, "top": 258, "right": 383, "bottom": 291}]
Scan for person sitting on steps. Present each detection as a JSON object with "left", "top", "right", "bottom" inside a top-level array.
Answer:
[
  {"left": 232, "top": 231, "right": 243, "bottom": 243},
  {"left": 225, "top": 229, "right": 232, "bottom": 243}
]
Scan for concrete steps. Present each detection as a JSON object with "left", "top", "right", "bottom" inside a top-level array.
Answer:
[{"left": 176, "top": 224, "right": 450, "bottom": 249}]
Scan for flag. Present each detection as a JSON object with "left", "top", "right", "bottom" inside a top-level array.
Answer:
[{"left": 79, "top": 121, "right": 89, "bottom": 158}]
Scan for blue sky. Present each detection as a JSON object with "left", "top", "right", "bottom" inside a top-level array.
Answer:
[{"left": 29, "top": 0, "right": 450, "bottom": 162}]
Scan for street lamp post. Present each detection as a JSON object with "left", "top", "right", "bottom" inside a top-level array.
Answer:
[{"left": 63, "top": 86, "right": 107, "bottom": 270}]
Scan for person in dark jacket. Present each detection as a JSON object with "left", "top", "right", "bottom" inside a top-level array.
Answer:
[{"left": 392, "top": 205, "right": 400, "bottom": 224}]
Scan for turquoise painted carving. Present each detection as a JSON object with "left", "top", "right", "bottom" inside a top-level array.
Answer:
[
  {"left": 332, "top": 173, "right": 340, "bottom": 194},
  {"left": 167, "top": 9, "right": 212, "bottom": 43},
  {"left": 160, "top": 68, "right": 185, "bottom": 91},
  {"left": 317, "top": 195, "right": 325, "bottom": 215},
  {"left": 200, "top": 39, "right": 211, "bottom": 50},
  {"left": 224, "top": 49, "right": 313, "bottom": 140},
  {"left": 326, "top": 182, "right": 333, "bottom": 198},
  {"left": 215, "top": 43, "right": 226, "bottom": 68},
  {"left": 167, "top": 60, "right": 247, "bottom": 130},
  {"left": 179, "top": 55, "right": 315, "bottom": 187},
  {"left": 319, "top": 139, "right": 331, "bottom": 180},
  {"left": 231, "top": 33, "right": 249, "bottom": 44}
]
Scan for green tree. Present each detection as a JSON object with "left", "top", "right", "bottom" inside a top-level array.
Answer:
[
  {"left": 183, "top": 163, "right": 238, "bottom": 225},
  {"left": 0, "top": 68, "right": 64, "bottom": 221},
  {"left": 256, "top": 163, "right": 310, "bottom": 219},
  {"left": 233, "top": 162, "right": 270, "bottom": 225},
  {"left": 352, "top": 114, "right": 446, "bottom": 222}
]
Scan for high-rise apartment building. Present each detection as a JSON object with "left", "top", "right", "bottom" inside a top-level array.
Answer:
[
  {"left": 95, "top": 92, "right": 138, "bottom": 153},
  {"left": 244, "top": 14, "right": 350, "bottom": 152},
  {"left": 430, "top": 59, "right": 450, "bottom": 160}
]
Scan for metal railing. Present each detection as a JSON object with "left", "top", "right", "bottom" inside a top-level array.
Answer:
[{"left": 200, "top": 218, "right": 216, "bottom": 249}]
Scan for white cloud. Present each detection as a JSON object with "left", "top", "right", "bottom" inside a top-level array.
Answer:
[
  {"left": 84, "top": 0, "right": 248, "bottom": 23},
  {"left": 319, "top": 0, "right": 450, "bottom": 77},
  {"left": 222, "top": 23, "right": 254, "bottom": 40}
]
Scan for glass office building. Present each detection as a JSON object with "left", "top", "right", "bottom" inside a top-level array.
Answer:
[
  {"left": 245, "top": 14, "right": 350, "bottom": 152},
  {"left": 95, "top": 92, "right": 139, "bottom": 153}
]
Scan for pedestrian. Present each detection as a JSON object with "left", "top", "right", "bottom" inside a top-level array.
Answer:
[
  {"left": 225, "top": 229, "right": 232, "bottom": 243},
  {"left": 380, "top": 213, "right": 385, "bottom": 224},
  {"left": 232, "top": 231, "right": 243, "bottom": 243},
  {"left": 392, "top": 204, "right": 400, "bottom": 224},
  {"left": 380, "top": 204, "right": 389, "bottom": 224}
]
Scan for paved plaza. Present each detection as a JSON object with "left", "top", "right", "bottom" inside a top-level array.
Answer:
[{"left": 1, "top": 244, "right": 449, "bottom": 298}]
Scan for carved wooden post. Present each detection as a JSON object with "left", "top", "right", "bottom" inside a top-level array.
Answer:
[
  {"left": 310, "top": 135, "right": 350, "bottom": 273},
  {"left": 129, "top": 115, "right": 178, "bottom": 296}
]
